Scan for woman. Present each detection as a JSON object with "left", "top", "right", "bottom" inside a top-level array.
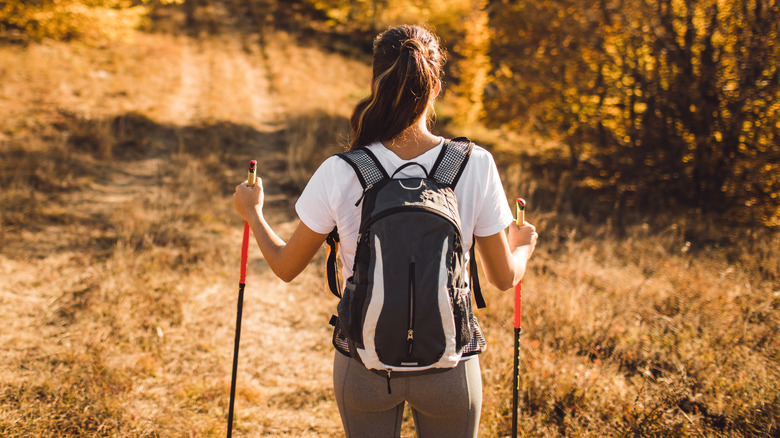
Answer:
[{"left": 234, "top": 24, "right": 537, "bottom": 438}]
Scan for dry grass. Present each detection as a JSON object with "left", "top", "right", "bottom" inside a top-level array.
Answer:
[
  {"left": 476, "top": 220, "right": 779, "bottom": 437},
  {"left": 1, "top": 13, "right": 778, "bottom": 438}
]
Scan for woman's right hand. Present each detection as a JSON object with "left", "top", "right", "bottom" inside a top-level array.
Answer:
[
  {"left": 475, "top": 222, "right": 538, "bottom": 290},
  {"left": 233, "top": 177, "right": 264, "bottom": 223},
  {"left": 507, "top": 221, "right": 537, "bottom": 259}
]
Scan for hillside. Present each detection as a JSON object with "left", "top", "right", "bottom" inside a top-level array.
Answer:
[{"left": 1, "top": 2, "right": 779, "bottom": 437}]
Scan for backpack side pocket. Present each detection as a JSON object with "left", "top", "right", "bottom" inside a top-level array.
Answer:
[
  {"left": 337, "top": 278, "right": 367, "bottom": 348},
  {"left": 452, "top": 286, "right": 474, "bottom": 351}
]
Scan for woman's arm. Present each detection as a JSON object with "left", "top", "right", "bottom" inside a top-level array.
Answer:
[
  {"left": 474, "top": 221, "right": 537, "bottom": 291},
  {"left": 234, "top": 179, "right": 328, "bottom": 283}
]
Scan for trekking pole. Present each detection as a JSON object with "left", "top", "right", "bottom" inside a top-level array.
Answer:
[
  {"left": 227, "top": 160, "right": 257, "bottom": 438},
  {"left": 511, "top": 198, "right": 526, "bottom": 438}
]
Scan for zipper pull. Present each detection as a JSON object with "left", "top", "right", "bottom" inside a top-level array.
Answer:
[
  {"left": 386, "top": 369, "right": 392, "bottom": 394},
  {"left": 354, "top": 184, "right": 373, "bottom": 206},
  {"left": 407, "top": 329, "right": 413, "bottom": 341}
]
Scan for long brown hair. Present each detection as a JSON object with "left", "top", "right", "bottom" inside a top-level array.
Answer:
[{"left": 349, "top": 25, "right": 446, "bottom": 150}]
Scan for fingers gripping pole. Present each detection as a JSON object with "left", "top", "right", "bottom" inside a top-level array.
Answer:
[
  {"left": 229, "top": 160, "right": 257, "bottom": 438},
  {"left": 512, "top": 197, "right": 526, "bottom": 438}
]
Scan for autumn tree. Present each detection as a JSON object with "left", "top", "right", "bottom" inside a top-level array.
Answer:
[
  {"left": 0, "top": 0, "right": 182, "bottom": 43},
  {"left": 487, "top": 0, "right": 780, "bottom": 225},
  {"left": 448, "top": 1, "right": 491, "bottom": 126}
]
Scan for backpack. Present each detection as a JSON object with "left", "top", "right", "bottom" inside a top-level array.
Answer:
[{"left": 325, "top": 137, "right": 486, "bottom": 383}]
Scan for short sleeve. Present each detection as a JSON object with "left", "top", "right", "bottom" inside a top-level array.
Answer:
[
  {"left": 473, "top": 150, "right": 514, "bottom": 237},
  {"left": 295, "top": 156, "right": 340, "bottom": 234}
]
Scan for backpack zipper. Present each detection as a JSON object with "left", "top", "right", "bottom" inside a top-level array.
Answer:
[
  {"left": 386, "top": 369, "right": 392, "bottom": 394},
  {"left": 407, "top": 258, "right": 415, "bottom": 356}
]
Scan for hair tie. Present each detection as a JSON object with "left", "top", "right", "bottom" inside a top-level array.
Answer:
[{"left": 401, "top": 39, "right": 426, "bottom": 56}]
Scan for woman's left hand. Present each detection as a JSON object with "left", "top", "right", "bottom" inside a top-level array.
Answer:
[{"left": 233, "top": 177, "right": 264, "bottom": 222}]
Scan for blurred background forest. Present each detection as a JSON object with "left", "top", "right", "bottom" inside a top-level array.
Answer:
[
  {"left": 1, "top": 0, "right": 779, "bottom": 437},
  {"left": 3, "top": 0, "right": 778, "bottom": 226}
]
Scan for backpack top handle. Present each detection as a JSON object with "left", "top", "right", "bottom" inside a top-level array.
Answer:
[{"left": 391, "top": 162, "right": 430, "bottom": 179}]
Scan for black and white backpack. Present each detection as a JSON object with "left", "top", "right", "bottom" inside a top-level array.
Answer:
[{"left": 326, "top": 137, "right": 487, "bottom": 382}]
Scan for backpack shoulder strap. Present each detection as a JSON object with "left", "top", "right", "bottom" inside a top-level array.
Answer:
[
  {"left": 430, "top": 137, "right": 473, "bottom": 188},
  {"left": 326, "top": 147, "right": 389, "bottom": 299},
  {"left": 336, "top": 147, "right": 389, "bottom": 189},
  {"left": 432, "top": 137, "right": 485, "bottom": 308}
]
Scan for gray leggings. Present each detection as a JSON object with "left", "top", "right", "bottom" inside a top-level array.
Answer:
[{"left": 333, "top": 352, "right": 482, "bottom": 438}]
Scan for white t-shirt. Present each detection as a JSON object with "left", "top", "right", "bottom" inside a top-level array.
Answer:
[{"left": 295, "top": 138, "right": 514, "bottom": 283}]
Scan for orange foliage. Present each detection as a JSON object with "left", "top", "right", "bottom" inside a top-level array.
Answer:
[{"left": 487, "top": 0, "right": 780, "bottom": 226}]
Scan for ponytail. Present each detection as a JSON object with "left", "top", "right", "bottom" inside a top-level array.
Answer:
[{"left": 349, "top": 25, "right": 446, "bottom": 150}]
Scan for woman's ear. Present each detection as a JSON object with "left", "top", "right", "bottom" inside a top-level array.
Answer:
[{"left": 433, "top": 79, "right": 442, "bottom": 98}]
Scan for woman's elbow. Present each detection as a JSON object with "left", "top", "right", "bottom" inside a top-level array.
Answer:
[
  {"left": 278, "top": 273, "right": 297, "bottom": 283},
  {"left": 486, "top": 265, "right": 525, "bottom": 291},
  {"left": 487, "top": 272, "right": 516, "bottom": 291},
  {"left": 272, "top": 265, "right": 301, "bottom": 283}
]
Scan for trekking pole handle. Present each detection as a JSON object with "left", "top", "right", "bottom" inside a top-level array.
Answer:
[
  {"left": 248, "top": 160, "right": 257, "bottom": 187},
  {"left": 516, "top": 198, "right": 525, "bottom": 226}
]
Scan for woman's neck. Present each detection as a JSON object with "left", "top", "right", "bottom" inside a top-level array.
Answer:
[{"left": 381, "top": 118, "right": 441, "bottom": 160}]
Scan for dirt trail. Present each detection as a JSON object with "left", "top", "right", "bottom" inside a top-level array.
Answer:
[
  {"left": 154, "top": 30, "right": 342, "bottom": 436},
  {"left": 0, "top": 27, "right": 343, "bottom": 436},
  {"left": 107, "top": 31, "right": 343, "bottom": 436}
]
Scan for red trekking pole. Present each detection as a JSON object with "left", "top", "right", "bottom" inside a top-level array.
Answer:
[
  {"left": 511, "top": 198, "right": 526, "bottom": 438},
  {"left": 227, "top": 160, "right": 257, "bottom": 438}
]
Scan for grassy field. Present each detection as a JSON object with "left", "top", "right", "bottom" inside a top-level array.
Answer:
[{"left": 1, "top": 4, "right": 778, "bottom": 437}]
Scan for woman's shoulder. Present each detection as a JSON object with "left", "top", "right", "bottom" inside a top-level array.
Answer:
[
  {"left": 467, "top": 142, "right": 491, "bottom": 157},
  {"left": 316, "top": 152, "right": 356, "bottom": 174},
  {"left": 305, "top": 152, "right": 362, "bottom": 193},
  {"left": 462, "top": 141, "right": 497, "bottom": 169}
]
